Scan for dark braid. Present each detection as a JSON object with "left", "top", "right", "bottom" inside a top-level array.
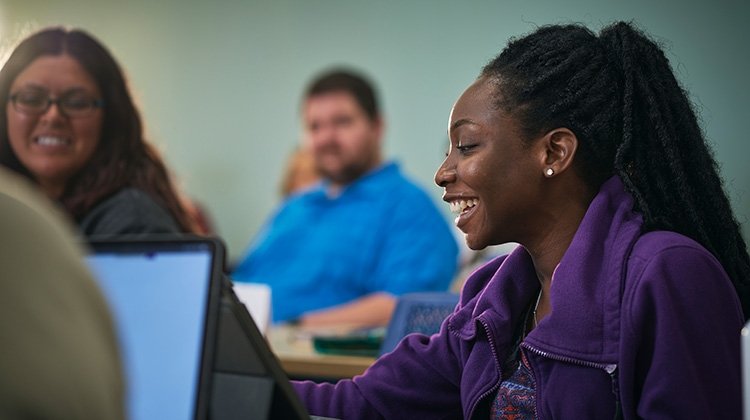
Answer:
[{"left": 481, "top": 21, "right": 750, "bottom": 319}]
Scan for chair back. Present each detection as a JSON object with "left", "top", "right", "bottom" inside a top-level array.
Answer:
[{"left": 379, "top": 292, "right": 459, "bottom": 356}]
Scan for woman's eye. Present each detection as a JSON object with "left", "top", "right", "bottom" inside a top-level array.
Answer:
[
  {"left": 17, "top": 92, "right": 46, "bottom": 106},
  {"left": 63, "top": 97, "right": 89, "bottom": 110},
  {"left": 456, "top": 144, "right": 477, "bottom": 153}
]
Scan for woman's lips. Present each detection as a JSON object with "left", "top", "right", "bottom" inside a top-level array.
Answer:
[
  {"left": 449, "top": 198, "right": 479, "bottom": 230},
  {"left": 32, "top": 136, "right": 72, "bottom": 153}
]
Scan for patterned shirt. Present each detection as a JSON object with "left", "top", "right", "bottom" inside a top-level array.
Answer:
[{"left": 491, "top": 349, "right": 536, "bottom": 419}]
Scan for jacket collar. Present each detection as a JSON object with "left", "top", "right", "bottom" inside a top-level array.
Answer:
[{"left": 450, "top": 175, "right": 643, "bottom": 363}]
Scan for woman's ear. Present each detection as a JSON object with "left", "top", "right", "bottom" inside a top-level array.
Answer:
[{"left": 540, "top": 128, "right": 578, "bottom": 178}]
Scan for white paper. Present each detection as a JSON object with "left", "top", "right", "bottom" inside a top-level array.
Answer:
[{"left": 232, "top": 282, "right": 272, "bottom": 335}]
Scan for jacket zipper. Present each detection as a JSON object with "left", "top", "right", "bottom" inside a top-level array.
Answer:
[
  {"left": 467, "top": 319, "right": 504, "bottom": 419},
  {"left": 521, "top": 342, "right": 621, "bottom": 419}
]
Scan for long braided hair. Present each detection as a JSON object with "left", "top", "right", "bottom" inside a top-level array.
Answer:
[{"left": 481, "top": 21, "right": 750, "bottom": 319}]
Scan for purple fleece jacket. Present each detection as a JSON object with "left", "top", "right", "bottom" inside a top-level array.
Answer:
[{"left": 293, "top": 176, "right": 744, "bottom": 419}]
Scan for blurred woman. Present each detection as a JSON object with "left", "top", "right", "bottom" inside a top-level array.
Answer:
[{"left": 0, "top": 27, "right": 199, "bottom": 236}]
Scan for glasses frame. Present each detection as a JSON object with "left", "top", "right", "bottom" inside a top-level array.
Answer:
[{"left": 8, "top": 92, "right": 104, "bottom": 118}]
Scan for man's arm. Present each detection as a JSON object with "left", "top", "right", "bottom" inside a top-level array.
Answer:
[{"left": 299, "top": 292, "right": 396, "bottom": 328}]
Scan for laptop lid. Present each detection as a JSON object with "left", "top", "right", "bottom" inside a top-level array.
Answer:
[
  {"left": 212, "top": 281, "right": 311, "bottom": 419},
  {"left": 85, "top": 236, "right": 224, "bottom": 420}
]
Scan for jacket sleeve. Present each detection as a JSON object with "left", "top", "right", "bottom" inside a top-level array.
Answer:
[
  {"left": 620, "top": 242, "right": 744, "bottom": 419},
  {"left": 293, "top": 316, "right": 465, "bottom": 419}
]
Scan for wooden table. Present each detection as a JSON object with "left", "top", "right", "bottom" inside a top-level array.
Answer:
[{"left": 268, "top": 324, "right": 377, "bottom": 380}]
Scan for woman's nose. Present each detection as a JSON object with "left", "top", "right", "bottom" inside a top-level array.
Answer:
[
  {"left": 434, "top": 157, "right": 456, "bottom": 187},
  {"left": 39, "top": 101, "right": 66, "bottom": 124}
]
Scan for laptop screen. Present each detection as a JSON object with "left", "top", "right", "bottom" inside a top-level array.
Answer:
[{"left": 85, "top": 238, "right": 223, "bottom": 420}]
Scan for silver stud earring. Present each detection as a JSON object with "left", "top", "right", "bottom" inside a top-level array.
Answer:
[{"left": 545, "top": 168, "right": 555, "bottom": 177}]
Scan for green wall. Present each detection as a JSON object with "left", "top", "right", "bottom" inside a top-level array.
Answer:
[{"left": 1, "top": 0, "right": 747, "bottom": 260}]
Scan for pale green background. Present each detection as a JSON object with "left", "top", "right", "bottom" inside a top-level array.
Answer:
[{"left": 0, "top": 0, "right": 747, "bottom": 261}]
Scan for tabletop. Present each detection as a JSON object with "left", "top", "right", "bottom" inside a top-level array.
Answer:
[{"left": 268, "top": 324, "right": 377, "bottom": 380}]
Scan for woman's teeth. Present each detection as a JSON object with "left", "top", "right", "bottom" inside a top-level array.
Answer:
[
  {"left": 35, "top": 136, "right": 69, "bottom": 146},
  {"left": 450, "top": 199, "right": 479, "bottom": 214}
]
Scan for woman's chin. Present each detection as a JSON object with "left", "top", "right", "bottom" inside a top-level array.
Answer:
[{"left": 464, "top": 235, "right": 487, "bottom": 251}]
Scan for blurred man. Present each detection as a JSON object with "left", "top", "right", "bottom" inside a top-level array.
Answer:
[{"left": 233, "top": 69, "right": 458, "bottom": 327}]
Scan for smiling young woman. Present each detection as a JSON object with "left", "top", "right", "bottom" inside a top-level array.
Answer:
[
  {"left": 291, "top": 21, "right": 750, "bottom": 419},
  {"left": 6, "top": 54, "right": 103, "bottom": 199},
  {"left": 0, "top": 28, "right": 200, "bottom": 236}
]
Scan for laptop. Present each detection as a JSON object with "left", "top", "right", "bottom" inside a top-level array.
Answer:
[
  {"left": 85, "top": 236, "right": 223, "bottom": 420},
  {"left": 85, "top": 236, "right": 321, "bottom": 420}
]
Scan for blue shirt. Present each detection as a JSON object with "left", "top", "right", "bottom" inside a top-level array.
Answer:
[{"left": 232, "top": 162, "right": 459, "bottom": 323}]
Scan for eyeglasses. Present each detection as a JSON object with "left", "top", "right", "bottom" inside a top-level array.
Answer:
[{"left": 8, "top": 90, "right": 103, "bottom": 118}]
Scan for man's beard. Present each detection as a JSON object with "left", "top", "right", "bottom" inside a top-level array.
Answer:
[
  {"left": 315, "top": 151, "right": 376, "bottom": 187},
  {"left": 318, "top": 161, "right": 370, "bottom": 186}
]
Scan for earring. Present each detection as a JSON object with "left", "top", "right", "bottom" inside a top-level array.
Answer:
[{"left": 545, "top": 168, "right": 555, "bottom": 177}]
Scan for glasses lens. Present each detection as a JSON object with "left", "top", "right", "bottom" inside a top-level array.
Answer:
[
  {"left": 13, "top": 91, "right": 48, "bottom": 114},
  {"left": 61, "top": 94, "right": 96, "bottom": 117},
  {"left": 9, "top": 90, "right": 101, "bottom": 117}
]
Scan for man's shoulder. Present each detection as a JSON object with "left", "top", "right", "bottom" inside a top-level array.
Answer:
[
  {"left": 368, "top": 162, "right": 435, "bottom": 198},
  {"left": 274, "top": 186, "right": 324, "bottom": 211}
]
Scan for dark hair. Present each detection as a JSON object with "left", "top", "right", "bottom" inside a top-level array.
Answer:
[
  {"left": 304, "top": 68, "right": 380, "bottom": 120},
  {"left": 0, "top": 27, "right": 197, "bottom": 232},
  {"left": 480, "top": 21, "right": 750, "bottom": 319}
]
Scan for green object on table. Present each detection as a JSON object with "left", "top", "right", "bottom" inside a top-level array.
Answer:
[{"left": 311, "top": 327, "right": 385, "bottom": 357}]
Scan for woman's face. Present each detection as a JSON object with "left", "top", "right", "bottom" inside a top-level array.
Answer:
[
  {"left": 435, "top": 77, "right": 546, "bottom": 250},
  {"left": 6, "top": 54, "right": 103, "bottom": 197}
]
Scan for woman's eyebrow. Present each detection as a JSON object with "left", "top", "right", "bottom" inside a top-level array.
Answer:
[
  {"left": 13, "top": 84, "right": 91, "bottom": 95},
  {"left": 450, "top": 118, "right": 477, "bottom": 133},
  {"left": 13, "top": 83, "right": 47, "bottom": 91}
]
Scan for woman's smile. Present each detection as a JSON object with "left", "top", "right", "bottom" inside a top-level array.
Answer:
[
  {"left": 435, "top": 77, "right": 546, "bottom": 250},
  {"left": 6, "top": 54, "right": 102, "bottom": 198},
  {"left": 448, "top": 197, "right": 479, "bottom": 229}
]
